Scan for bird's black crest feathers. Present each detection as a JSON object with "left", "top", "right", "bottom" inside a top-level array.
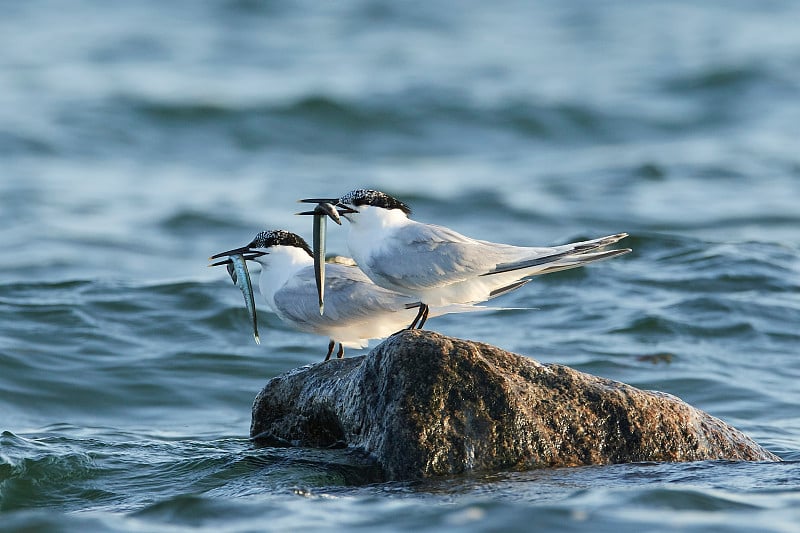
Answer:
[
  {"left": 250, "top": 230, "right": 313, "bottom": 256},
  {"left": 341, "top": 189, "right": 411, "bottom": 215}
]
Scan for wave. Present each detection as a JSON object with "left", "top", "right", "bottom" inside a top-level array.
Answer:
[
  {"left": 158, "top": 209, "right": 251, "bottom": 234},
  {"left": 7, "top": 65, "right": 789, "bottom": 160},
  {"left": 0, "top": 92, "right": 640, "bottom": 159},
  {"left": 0, "top": 131, "right": 58, "bottom": 157},
  {"left": 661, "top": 63, "right": 772, "bottom": 94},
  {"left": 131, "top": 92, "right": 637, "bottom": 133}
]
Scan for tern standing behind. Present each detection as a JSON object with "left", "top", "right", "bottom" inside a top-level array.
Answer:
[
  {"left": 300, "top": 189, "right": 631, "bottom": 328},
  {"left": 210, "top": 230, "right": 490, "bottom": 360}
]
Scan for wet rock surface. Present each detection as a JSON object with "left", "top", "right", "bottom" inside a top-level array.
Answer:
[{"left": 251, "top": 330, "right": 779, "bottom": 480}]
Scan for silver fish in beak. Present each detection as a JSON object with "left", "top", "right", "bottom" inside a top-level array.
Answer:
[
  {"left": 313, "top": 204, "right": 328, "bottom": 315},
  {"left": 297, "top": 199, "right": 359, "bottom": 225},
  {"left": 209, "top": 251, "right": 263, "bottom": 345},
  {"left": 296, "top": 200, "right": 358, "bottom": 313}
]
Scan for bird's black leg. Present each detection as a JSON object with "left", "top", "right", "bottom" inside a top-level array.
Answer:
[
  {"left": 403, "top": 303, "right": 429, "bottom": 330},
  {"left": 391, "top": 303, "right": 429, "bottom": 336},
  {"left": 415, "top": 304, "right": 430, "bottom": 329},
  {"left": 325, "top": 340, "right": 335, "bottom": 361},
  {"left": 336, "top": 343, "right": 344, "bottom": 359}
]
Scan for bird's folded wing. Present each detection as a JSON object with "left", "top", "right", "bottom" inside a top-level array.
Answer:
[
  {"left": 274, "top": 264, "right": 417, "bottom": 325},
  {"left": 364, "top": 223, "right": 551, "bottom": 290}
]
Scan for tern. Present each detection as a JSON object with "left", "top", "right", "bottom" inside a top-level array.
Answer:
[
  {"left": 299, "top": 189, "right": 631, "bottom": 328},
  {"left": 210, "top": 229, "right": 493, "bottom": 360}
]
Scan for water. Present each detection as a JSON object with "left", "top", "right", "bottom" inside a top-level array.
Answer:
[{"left": 2, "top": 1, "right": 800, "bottom": 531}]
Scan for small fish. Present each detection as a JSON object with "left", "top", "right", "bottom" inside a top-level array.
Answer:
[
  {"left": 313, "top": 204, "right": 329, "bottom": 315},
  {"left": 297, "top": 201, "right": 343, "bottom": 315},
  {"left": 221, "top": 253, "right": 260, "bottom": 344}
]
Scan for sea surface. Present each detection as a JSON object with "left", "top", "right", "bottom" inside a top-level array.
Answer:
[{"left": 2, "top": 1, "right": 800, "bottom": 531}]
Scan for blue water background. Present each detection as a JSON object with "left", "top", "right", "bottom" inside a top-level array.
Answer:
[{"left": 2, "top": 1, "right": 800, "bottom": 531}]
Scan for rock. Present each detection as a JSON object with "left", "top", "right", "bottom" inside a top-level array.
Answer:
[{"left": 250, "top": 330, "right": 779, "bottom": 480}]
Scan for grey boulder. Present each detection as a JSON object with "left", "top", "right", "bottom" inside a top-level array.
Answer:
[{"left": 251, "top": 330, "right": 779, "bottom": 480}]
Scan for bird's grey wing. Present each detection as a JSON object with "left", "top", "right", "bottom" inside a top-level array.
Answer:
[
  {"left": 366, "top": 223, "right": 525, "bottom": 291},
  {"left": 271, "top": 275, "right": 322, "bottom": 329},
  {"left": 481, "top": 232, "right": 630, "bottom": 275},
  {"left": 273, "top": 265, "right": 417, "bottom": 326}
]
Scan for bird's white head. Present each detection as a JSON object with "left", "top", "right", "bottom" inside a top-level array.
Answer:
[
  {"left": 247, "top": 229, "right": 311, "bottom": 255},
  {"left": 299, "top": 189, "right": 412, "bottom": 226},
  {"left": 209, "top": 230, "right": 312, "bottom": 268},
  {"left": 338, "top": 189, "right": 411, "bottom": 223}
]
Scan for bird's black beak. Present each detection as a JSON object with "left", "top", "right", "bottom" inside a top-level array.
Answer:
[
  {"left": 208, "top": 247, "right": 267, "bottom": 266},
  {"left": 297, "top": 199, "right": 358, "bottom": 225},
  {"left": 296, "top": 201, "right": 344, "bottom": 226},
  {"left": 299, "top": 197, "right": 340, "bottom": 204}
]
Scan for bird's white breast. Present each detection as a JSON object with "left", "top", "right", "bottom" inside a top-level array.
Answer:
[
  {"left": 256, "top": 246, "right": 313, "bottom": 312},
  {"left": 345, "top": 206, "right": 411, "bottom": 279}
]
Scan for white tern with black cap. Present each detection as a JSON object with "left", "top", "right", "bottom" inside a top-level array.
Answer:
[{"left": 300, "top": 189, "right": 631, "bottom": 329}]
